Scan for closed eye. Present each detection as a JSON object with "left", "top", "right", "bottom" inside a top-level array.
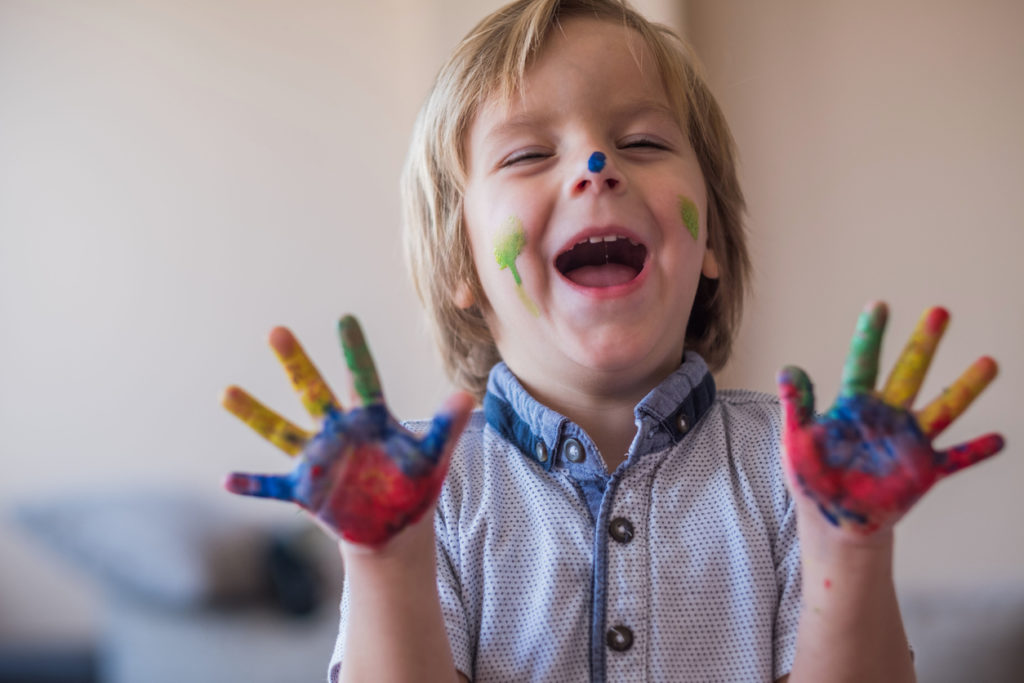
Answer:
[
  {"left": 500, "top": 149, "right": 553, "bottom": 167},
  {"left": 619, "top": 136, "right": 670, "bottom": 151}
]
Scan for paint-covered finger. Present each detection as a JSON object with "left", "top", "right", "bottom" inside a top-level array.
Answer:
[
  {"left": 839, "top": 301, "right": 888, "bottom": 397},
  {"left": 221, "top": 386, "right": 312, "bottom": 456},
  {"left": 420, "top": 391, "right": 476, "bottom": 462},
  {"left": 223, "top": 472, "right": 297, "bottom": 502},
  {"left": 934, "top": 432, "right": 1005, "bottom": 478},
  {"left": 777, "top": 365, "right": 816, "bottom": 431},
  {"left": 916, "top": 356, "right": 999, "bottom": 438},
  {"left": 880, "top": 307, "right": 949, "bottom": 408},
  {"left": 269, "top": 326, "right": 341, "bottom": 419},
  {"left": 338, "top": 315, "right": 384, "bottom": 406}
]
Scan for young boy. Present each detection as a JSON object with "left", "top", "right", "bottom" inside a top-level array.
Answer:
[{"left": 222, "top": 1, "right": 1003, "bottom": 681}]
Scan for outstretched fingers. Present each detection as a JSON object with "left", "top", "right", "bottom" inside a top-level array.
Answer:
[
  {"left": 935, "top": 433, "right": 1005, "bottom": 478},
  {"left": 338, "top": 316, "right": 384, "bottom": 407},
  {"left": 880, "top": 307, "right": 949, "bottom": 408},
  {"left": 223, "top": 472, "right": 297, "bottom": 502},
  {"left": 916, "top": 356, "right": 998, "bottom": 438},
  {"left": 221, "top": 385, "right": 312, "bottom": 456},
  {"left": 840, "top": 301, "right": 888, "bottom": 397},
  {"left": 269, "top": 326, "right": 341, "bottom": 420}
]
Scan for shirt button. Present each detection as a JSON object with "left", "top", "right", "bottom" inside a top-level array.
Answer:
[
  {"left": 563, "top": 437, "right": 585, "bottom": 463},
  {"left": 606, "top": 625, "right": 634, "bottom": 652},
  {"left": 534, "top": 441, "right": 549, "bottom": 463},
  {"left": 676, "top": 413, "right": 690, "bottom": 434},
  {"left": 608, "top": 517, "right": 634, "bottom": 543}
]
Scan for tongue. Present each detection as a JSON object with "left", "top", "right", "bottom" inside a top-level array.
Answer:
[{"left": 565, "top": 263, "right": 639, "bottom": 287}]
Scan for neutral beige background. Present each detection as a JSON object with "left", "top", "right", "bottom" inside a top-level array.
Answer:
[
  {"left": 687, "top": 0, "right": 1023, "bottom": 588},
  {"left": 0, "top": 0, "right": 1019, "bottom": 648}
]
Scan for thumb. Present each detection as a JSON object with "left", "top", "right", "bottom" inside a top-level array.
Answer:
[
  {"left": 777, "top": 365, "right": 816, "bottom": 434},
  {"left": 775, "top": 366, "right": 823, "bottom": 499},
  {"left": 421, "top": 391, "right": 476, "bottom": 466}
]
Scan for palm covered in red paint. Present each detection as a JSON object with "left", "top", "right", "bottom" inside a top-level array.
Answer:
[
  {"left": 777, "top": 302, "right": 1003, "bottom": 535},
  {"left": 222, "top": 316, "right": 473, "bottom": 547}
]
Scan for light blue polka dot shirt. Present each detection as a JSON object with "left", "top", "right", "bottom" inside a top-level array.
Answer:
[{"left": 331, "top": 353, "right": 801, "bottom": 682}]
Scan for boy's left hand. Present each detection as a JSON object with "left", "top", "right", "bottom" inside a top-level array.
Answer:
[{"left": 777, "top": 301, "right": 1004, "bottom": 536}]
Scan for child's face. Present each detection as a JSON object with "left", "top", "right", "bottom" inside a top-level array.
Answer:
[{"left": 462, "top": 17, "right": 718, "bottom": 397}]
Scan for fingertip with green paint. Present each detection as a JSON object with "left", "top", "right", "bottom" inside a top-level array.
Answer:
[
  {"left": 338, "top": 315, "right": 383, "bottom": 405},
  {"left": 840, "top": 301, "right": 889, "bottom": 396}
]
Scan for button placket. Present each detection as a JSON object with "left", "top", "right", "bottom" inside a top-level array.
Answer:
[{"left": 602, "top": 475, "right": 650, "bottom": 678}]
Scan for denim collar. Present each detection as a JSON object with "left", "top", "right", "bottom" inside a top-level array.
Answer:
[{"left": 482, "top": 352, "right": 717, "bottom": 473}]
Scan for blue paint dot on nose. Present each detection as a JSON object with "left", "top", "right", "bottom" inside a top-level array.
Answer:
[{"left": 588, "top": 151, "right": 606, "bottom": 173}]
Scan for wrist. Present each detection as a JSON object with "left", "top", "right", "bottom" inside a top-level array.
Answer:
[
  {"left": 796, "top": 503, "right": 895, "bottom": 580},
  {"left": 339, "top": 510, "right": 438, "bottom": 578}
]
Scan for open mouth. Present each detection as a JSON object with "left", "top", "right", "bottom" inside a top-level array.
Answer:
[{"left": 555, "top": 235, "right": 648, "bottom": 287}]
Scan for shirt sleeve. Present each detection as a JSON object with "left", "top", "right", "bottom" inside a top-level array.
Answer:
[
  {"left": 326, "top": 572, "right": 350, "bottom": 683},
  {"left": 435, "top": 493, "right": 474, "bottom": 679},
  {"left": 773, "top": 489, "right": 802, "bottom": 680}
]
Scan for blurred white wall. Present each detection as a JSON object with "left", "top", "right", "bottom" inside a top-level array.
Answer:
[
  {"left": 0, "top": 0, "right": 1019, "bottom": 653},
  {"left": 688, "top": 0, "right": 1024, "bottom": 587},
  {"left": 0, "top": 0, "right": 680, "bottom": 649},
  {"left": 0, "top": 0, "right": 497, "bottom": 646}
]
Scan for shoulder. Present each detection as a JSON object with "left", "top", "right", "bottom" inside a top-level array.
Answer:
[
  {"left": 715, "top": 387, "right": 781, "bottom": 417},
  {"left": 404, "top": 409, "right": 509, "bottom": 507},
  {"left": 403, "top": 410, "right": 488, "bottom": 444},
  {"left": 703, "top": 388, "right": 783, "bottom": 446},
  {"left": 690, "top": 388, "right": 790, "bottom": 520}
]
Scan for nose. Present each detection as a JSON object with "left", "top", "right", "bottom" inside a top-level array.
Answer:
[{"left": 570, "top": 150, "right": 624, "bottom": 196}]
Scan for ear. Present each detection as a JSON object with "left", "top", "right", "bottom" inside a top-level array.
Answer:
[
  {"left": 701, "top": 248, "right": 720, "bottom": 280},
  {"left": 453, "top": 280, "right": 475, "bottom": 309}
]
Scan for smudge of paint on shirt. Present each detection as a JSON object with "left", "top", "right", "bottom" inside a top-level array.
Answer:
[
  {"left": 494, "top": 216, "right": 539, "bottom": 316},
  {"left": 588, "top": 151, "right": 606, "bottom": 173},
  {"left": 678, "top": 196, "right": 700, "bottom": 241}
]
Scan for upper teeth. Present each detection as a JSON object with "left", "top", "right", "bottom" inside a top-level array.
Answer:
[{"left": 580, "top": 235, "right": 638, "bottom": 246}]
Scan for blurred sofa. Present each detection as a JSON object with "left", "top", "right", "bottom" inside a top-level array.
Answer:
[
  {"left": 9, "top": 491, "right": 1024, "bottom": 682},
  {"left": 8, "top": 491, "right": 343, "bottom": 683}
]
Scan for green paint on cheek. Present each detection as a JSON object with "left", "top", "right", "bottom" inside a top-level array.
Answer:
[
  {"left": 494, "top": 216, "right": 526, "bottom": 285},
  {"left": 679, "top": 196, "right": 700, "bottom": 241},
  {"left": 493, "top": 216, "right": 538, "bottom": 316}
]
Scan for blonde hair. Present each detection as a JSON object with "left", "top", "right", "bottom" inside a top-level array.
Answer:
[{"left": 403, "top": 0, "right": 750, "bottom": 400}]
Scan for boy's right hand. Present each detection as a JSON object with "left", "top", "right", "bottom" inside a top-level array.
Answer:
[{"left": 221, "top": 315, "right": 474, "bottom": 548}]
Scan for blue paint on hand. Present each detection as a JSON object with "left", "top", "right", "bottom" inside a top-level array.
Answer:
[{"left": 588, "top": 151, "right": 606, "bottom": 173}]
